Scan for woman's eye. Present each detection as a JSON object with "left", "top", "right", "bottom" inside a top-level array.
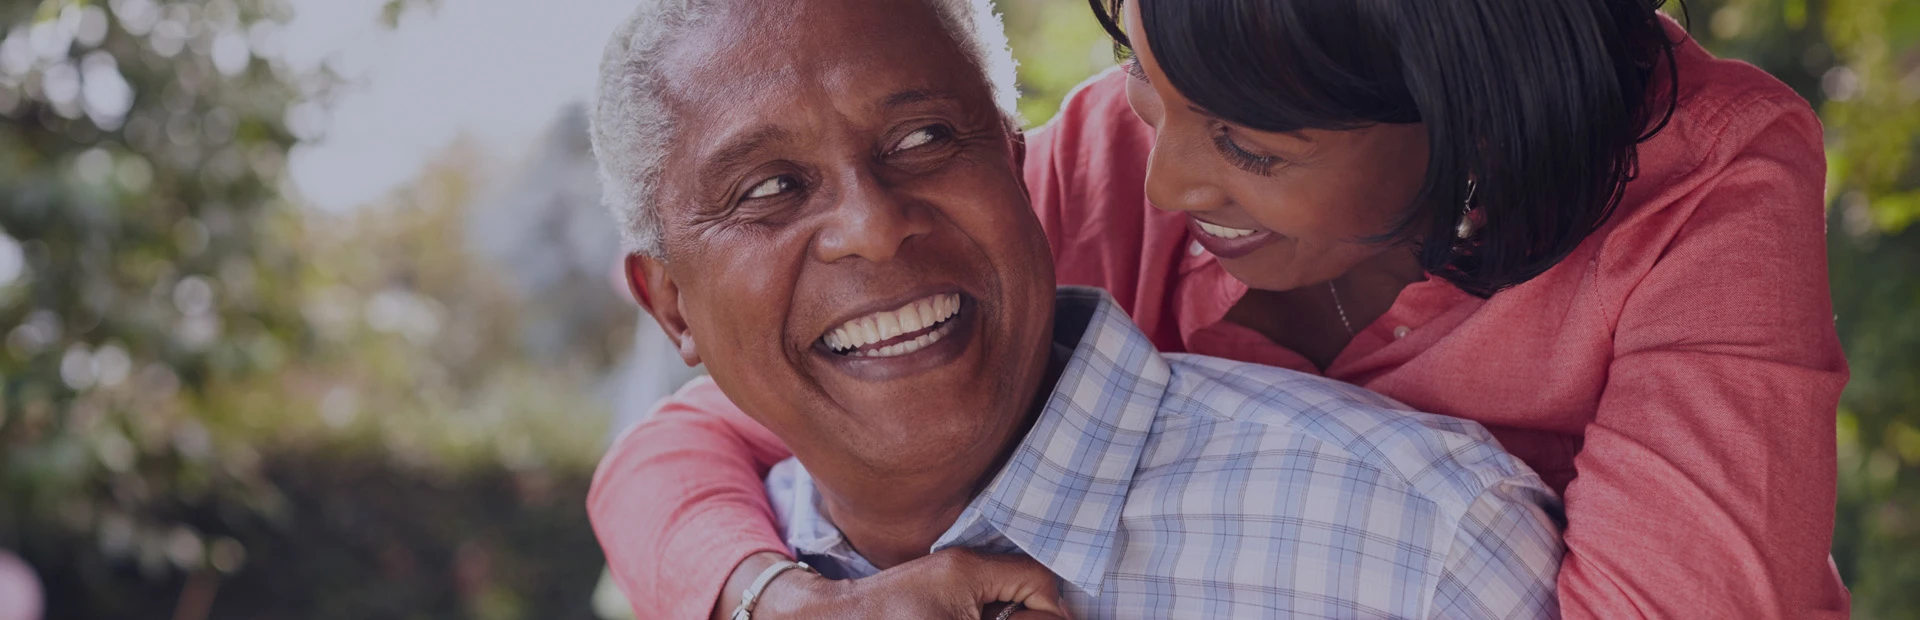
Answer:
[
  {"left": 744, "top": 175, "right": 796, "bottom": 200},
  {"left": 1210, "top": 127, "right": 1284, "bottom": 177},
  {"left": 890, "top": 126, "right": 949, "bottom": 153}
]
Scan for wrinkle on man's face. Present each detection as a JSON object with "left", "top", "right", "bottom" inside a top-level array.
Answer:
[{"left": 646, "top": 0, "right": 1057, "bottom": 482}]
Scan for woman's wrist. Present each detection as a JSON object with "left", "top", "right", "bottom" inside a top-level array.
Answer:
[
  {"left": 712, "top": 552, "right": 795, "bottom": 620},
  {"left": 713, "top": 551, "right": 841, "bottom": 620},
  {"left": 749, "top": 562, "right": 844, "bottom": 618}
]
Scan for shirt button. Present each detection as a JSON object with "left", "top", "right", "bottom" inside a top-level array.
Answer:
[
  {"left": 1189, "top": 241, "right": 1206, "bottom": 257},
  {"left": 1393, "top": 325, "right": 1411, "bottom": 340}
]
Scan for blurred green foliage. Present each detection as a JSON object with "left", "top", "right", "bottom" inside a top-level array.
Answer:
[
  {"left": 1669, "top": 1, "right": 1920, "bottom": 617},
  {"left": 0, "top": 0, "right": 611, "bottom": 618},
  {"left": 0, "top": 0, "right": 1915, "bottom": 618},
  {"left": 1001, "top": 0, "right": 1116, "bottom": 127}
]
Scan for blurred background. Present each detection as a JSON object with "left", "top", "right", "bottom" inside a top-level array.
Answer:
[{"left": 0, "top": 0, "right": 1914, "bottom": 618}]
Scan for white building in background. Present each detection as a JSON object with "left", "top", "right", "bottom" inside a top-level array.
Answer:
[{"left": 465, "top": 103, "right": 703, "bottom": 440}]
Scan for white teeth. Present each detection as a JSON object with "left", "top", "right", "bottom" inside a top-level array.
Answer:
[
  {"left": 1197, "top": 220, "right": 1258, "bottom": 240},
  {"left": 916, "top": 299, "right": 937, "bottom": 328},
  {"left": 824, "top": 293, "right": 963, "bottom": 355},
  {"left": 899, "top": 301, "right": 926, "bottom": 334},
  {"left": 847, "top": 321, "right": 949, "bottom": 358}
]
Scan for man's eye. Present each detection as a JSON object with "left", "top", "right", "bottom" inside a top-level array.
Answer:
[
  {"left": 890, "top": 126, "right": 949, "bottom": 153},
  {"left": 744, "top": 175, "right": 796, "bottom": 200}
]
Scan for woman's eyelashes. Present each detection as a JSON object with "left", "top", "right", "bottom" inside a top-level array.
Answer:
[{"left": 1210, "top": 126, "right": 1283, "bottom": 176}]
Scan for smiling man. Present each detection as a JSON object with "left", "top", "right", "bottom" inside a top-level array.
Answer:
[{"left": 589, "top": 0, "right": 1565, "bottom": 617}]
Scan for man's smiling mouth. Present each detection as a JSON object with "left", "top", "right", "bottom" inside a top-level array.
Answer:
[{"left": 822, "top": 293, "right": 963, "bottom": 358}]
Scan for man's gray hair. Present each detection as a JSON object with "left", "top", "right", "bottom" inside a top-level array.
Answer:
[{"left": 590, "top": 0, "right": 1022, "bottom": 257}]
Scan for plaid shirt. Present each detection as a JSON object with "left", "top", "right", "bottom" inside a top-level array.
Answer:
[{"left": 767, "top": 287, "right": 1565, "bottom": 619}]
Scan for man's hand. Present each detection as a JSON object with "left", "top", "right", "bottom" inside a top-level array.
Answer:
[{"left": 733, "top": 548, "right": 1069, "bottom": 619}]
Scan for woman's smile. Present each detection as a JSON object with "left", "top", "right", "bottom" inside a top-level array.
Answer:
[{"left": 1186, "top": 215, "right": 1280, "bottom": 259}]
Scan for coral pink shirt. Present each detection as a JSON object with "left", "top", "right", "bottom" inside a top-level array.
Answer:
[{"left": 589, "top": 25, "right": 1849, "bottom": 620}]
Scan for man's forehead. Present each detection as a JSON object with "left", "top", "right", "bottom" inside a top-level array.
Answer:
[{"left": 653, "top": 0, "right": 981, "bottom": 110}]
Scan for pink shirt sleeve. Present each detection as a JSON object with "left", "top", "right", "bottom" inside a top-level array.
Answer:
[
  {"left": 1557, "top": 93, "right": 1849, "bottom": 618},
  {"left": 588, "top": 377, "right": 794, "bottom": 620}
]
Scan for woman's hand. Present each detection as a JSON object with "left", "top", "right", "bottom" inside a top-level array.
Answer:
[{"left": 721, "top": 548, "right": 1069, "bottom": 619}]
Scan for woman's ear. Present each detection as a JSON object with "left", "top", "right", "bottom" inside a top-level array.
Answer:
[{"left": 625, "top": 254, "right": 702, "bottom": 367}]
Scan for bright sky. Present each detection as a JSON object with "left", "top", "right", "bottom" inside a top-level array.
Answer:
[{"left": 280, "top": 0, "right": 638, "bottom": 211}]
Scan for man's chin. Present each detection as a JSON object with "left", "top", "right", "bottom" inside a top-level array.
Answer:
[{"left": 833, "top": 397, "right": 1019, "bottom": 473}]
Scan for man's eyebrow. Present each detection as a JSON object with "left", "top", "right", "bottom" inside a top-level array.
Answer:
[
  {"left": 880, "top": 88, "right": 961, "bottom": 110},
  {"left": 699, "top": 126, "right": 792, "bottom": 181}
]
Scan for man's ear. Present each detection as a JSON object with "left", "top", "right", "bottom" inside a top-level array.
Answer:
[
  {"left": 1009, "top": 126, "right": 1030, "bottom": 196},
  {"left": 1010, "top": 126, "right": 1028, "bottom": 171},
  {"left": 625, "top": 253, "right": 702, "bottom": 367}
]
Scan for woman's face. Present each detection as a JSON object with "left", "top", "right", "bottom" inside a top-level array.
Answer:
[{"left": 1121, "top": 1, "right": 1433, "bottom": 291}]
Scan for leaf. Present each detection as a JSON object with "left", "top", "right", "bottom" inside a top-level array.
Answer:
[
  {"left": 1872, "top": 191, "right": 1920, "bottom": 234},
  {"left": 380, "top": 0, "right": 405, "bottom": 29}
]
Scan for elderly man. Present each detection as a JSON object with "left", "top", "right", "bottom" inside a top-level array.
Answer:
[{"left": 589, "top": 0, "right": 1565, "bottom": 617}]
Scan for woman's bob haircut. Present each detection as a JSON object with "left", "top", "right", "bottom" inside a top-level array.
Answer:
[{"left": 1093, "top": 0, "right": 1681, "bottom": 297}]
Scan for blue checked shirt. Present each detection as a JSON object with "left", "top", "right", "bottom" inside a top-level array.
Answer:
[{"left": 767, "top": 287, "right": 1565, "bottom": 619}]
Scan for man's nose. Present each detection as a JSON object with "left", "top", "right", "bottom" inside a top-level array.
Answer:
[
  {"left": 813, "top": 169, "right": 933, "bottom": 264},
  {"left": 1143, "top": 135, "right": 1229, "bottom": 214}
]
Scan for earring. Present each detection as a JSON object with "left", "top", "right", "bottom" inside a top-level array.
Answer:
[{"left": 1455, "top": 179, "right": 1479, "bottom": 240}]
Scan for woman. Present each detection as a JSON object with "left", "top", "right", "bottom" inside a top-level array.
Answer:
[{"left": 589, "top": 0, "right": 1848, "bottom": 617}]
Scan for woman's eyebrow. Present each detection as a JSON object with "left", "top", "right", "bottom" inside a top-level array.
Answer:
[
  {"left": 1123, "top": 57, "right": 1150, "bottom": 84},
  {"left": 1186, "top": 104, "right": 1313, "bottom": 142}
]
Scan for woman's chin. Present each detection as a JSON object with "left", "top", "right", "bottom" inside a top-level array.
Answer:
[{"left": 1220, "top": 258, "right": 1306, "bottom": 292}]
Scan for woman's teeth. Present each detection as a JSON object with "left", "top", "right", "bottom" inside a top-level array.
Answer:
[
  {"left": 822, "top": 293, "right": 962, "bottom": 357},
  {"left": 1197, "top": 220, "right": 1258, "bottom": 240}
]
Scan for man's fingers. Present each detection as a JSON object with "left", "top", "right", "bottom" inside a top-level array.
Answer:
[
  {"left": 962, "top": 552, "right": 1070, "bottom": 620},
  {"left": 986, "top": 602, "right": 1067, "bottom": 620}
]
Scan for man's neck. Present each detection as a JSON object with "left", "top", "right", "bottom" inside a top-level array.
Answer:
[{"left": 816, "top": 341, "right": 1074, "bottom": 570}]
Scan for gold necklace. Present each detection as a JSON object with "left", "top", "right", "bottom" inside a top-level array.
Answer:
[{"left": 1327, "top": 281, "right": 1355, "bottom": 336}]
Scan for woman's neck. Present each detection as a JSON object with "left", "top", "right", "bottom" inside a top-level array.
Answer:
[{"left": 1227, "top": 246, "right": 1425, "bottom": 370}]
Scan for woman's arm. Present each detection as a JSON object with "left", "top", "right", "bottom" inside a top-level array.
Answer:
[
  {"left": 1556, "top": 95, "right": 1848, "bottom": 618},
  {"left": 588, "top": 377, "right": 794, "bottom": 620},
  {"left": 588, "top": 379, "right": 1073, "bottom": 620}
]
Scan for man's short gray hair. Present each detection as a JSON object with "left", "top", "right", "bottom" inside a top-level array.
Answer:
[{"left": 591, "top": 0, "right": 1021, "bottom": 257}]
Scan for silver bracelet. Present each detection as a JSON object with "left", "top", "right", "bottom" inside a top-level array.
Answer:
[
  {"left": 729, "top": 560, "right": 814, "bottom": 620},
  {"left": 992, "top": 601, "right": 1026, "bottom": 620}
]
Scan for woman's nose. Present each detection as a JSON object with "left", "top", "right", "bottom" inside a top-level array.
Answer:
[{"left": 1143, "top": 140, "right": 1230, "bottom": 214}]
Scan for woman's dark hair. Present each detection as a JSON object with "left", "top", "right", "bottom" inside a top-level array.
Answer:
[{"left": 1092, "top": 0, "right": 1681, "bottom": 297}]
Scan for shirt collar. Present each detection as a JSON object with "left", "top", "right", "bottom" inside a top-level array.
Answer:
[
  {"left": 769, "top": 460, "right": 883, "bottom": 579},
  {"left": 931, "top": 286, "right": 1170, "bottom": 597}
]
